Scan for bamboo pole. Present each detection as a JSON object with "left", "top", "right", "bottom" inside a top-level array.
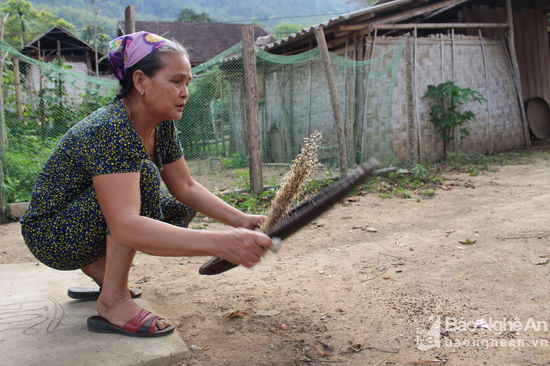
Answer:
[
  {"left": 360, "top": 29, "right": 377, "bottom": 162},
  {"left": 352, "top": 33, "right": 365, "bottom": 164},
  {"left": 242, "top": 25, "right": 263, "bottom": 193},
  {"left": 307, "top": 37, "right": 313, "bottom": 135},
  {"left": 479, "top": 29, "right": 493, "bottom": 153},
  {"left": 413, "top": 27, "right": 422, "bottom": 161},
  {"left": 0, "top": 13, "right": 9, "bottom": 223},
  {"left": 13, "top": 56, "right": 23, "bottom": 119},
  {"left": 405, "top": 36, "right": 418, "bottom": 163},
  {"left": 451, "top": 28, "right": 457, "bottom": 153},
  {"left": 314, "top": 26, "right": 348, "bottom": 173}
]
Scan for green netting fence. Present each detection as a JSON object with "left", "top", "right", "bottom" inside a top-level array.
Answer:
[{"left": 0, "top": 37, "right": 404, "bottom": 206}]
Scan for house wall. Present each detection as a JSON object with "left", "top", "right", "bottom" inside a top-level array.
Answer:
[
  {"left": 27, "top": 61, "right": 97, "bottom": 103},
  {"left": 225, "top": 34, "right": 524, "bottom": 165},
  {"left": 374, "top": 35, "right": 524, "bottom": 162},
  {"left": 465, "top": 6, "right": 550, "bottom": 105}
]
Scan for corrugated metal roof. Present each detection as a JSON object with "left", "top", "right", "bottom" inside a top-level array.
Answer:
[{"left": 263, "top": 0, "right": 416, "bottom": 51}]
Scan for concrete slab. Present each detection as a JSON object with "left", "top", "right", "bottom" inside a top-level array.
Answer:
[{"left": 0, "top": 262, "right": 189, "bottom": 366}]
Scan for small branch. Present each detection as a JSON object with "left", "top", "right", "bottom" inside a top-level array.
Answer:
[{"left": 363, "top": 345, "right": 400, "bottom": 354}]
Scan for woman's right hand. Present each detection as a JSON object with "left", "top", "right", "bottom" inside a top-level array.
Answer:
[{"left": 214, "top": 228, "right": 273, "bottom": 268}]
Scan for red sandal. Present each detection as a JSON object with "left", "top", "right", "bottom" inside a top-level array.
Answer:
[{"left": 87, "top": 309, "right": 174, "bottom": 337}]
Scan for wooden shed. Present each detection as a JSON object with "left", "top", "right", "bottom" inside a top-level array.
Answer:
[
  {"left": 21, "top": 26, "right": 108, "bottom": 74},
  {"left": 228, "top": 0, "right": 549, "bottom": 164},
  {"left": 19, "top": 26, "right": 111, "bottom": 101}
]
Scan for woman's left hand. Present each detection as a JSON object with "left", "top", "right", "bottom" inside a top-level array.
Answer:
[{"left": 239, "top": 214, "right": 266, "bottom": 230}]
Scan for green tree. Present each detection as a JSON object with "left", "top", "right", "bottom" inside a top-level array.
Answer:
[
  {"left": 81, "top": 25, "right": 110, "bottom": 54},
  {"left": 272, "top": 22, "right": 306, "bottom": 39},
  {"left": 0, "top": 0, "right": 75, "bottom": 48},
  {"left": 177, "top": 8, "right": 215, "bottom": 22}
]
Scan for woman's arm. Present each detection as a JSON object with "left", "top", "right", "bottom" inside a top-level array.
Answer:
[
  {"left": 161, "top": 157, "right": 262, "bottom": 229},
  {"left": 92, "top": 172, "right": 271, "bottom": 267}
]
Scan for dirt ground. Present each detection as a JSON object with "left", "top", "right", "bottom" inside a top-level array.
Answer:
[{"left": 2, "top": 150, "right": 550, "bottom": 366}]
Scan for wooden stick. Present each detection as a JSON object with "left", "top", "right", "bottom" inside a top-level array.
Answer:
[{"left": 314, "top": 26, "right": 348, "bottom": 173}]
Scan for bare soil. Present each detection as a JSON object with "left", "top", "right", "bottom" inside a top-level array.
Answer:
[{"left": 2, "top": 151, "right": 550, "bottom": 366}]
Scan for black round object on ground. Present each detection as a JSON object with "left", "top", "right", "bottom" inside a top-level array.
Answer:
[{"left": 526, "top": 97, "right": 550, "bottom": 140}]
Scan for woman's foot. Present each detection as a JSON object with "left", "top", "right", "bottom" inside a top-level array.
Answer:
[{"left": 96, "top": 290, "right": 171, "bottom": 331}]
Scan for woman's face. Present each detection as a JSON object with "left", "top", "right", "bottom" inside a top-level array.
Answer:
[{"left": 141, "top": 52, "right": 192, "bottom": 121}]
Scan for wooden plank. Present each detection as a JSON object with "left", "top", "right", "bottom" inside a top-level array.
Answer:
[
  {"left": 524, "top": 9, "right": 537, "bottom": 102},
  {"left": 360, "top": 37, "right": 501, "bottom": 46},
  {"left": 526, "top": 9, "right": 538, "bottom": 100},
  {"left": 242, "top": 26, "right": 263, "bottom": 193},
  {"left": 326, "top": 37, "right": 349, "bottom": 50},
  {"left": 371, "top": 23, "right": 510, "bottom": 30},
  {"left": 506, "top": 0, "right": 531, "bottom": 148},
  {"left": 314, "top": 26, "right": 349, "bottom": 173},
  {"left": 339, "top": 24, "right": 371, "bottom": 32},
  {"left": 534, "top": 9, "right": 549, "bottom": 102},
  {"left": 514, "top": 9, "right": 529, "bottom": 99},
  {"left": 538, "top": 9, "right": 550, "bottom": 103}
]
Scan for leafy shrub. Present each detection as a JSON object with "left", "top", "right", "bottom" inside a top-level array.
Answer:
[
  {"left": 5, "top": 136, "right": 57, "bottom": 202},
  {"left": 423, "top": 81, "right": 486, "bottom": 154},
  {"left": 220, "top": 152, "right": 249, "bottom": 169}
]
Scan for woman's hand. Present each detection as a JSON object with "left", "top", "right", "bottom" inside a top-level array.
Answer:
[
  {"left": 238, "top": 214, "right": 266, "bottom": 230},
  {"left": 214, "top": 228, "right": 272, "bottom": 268}
]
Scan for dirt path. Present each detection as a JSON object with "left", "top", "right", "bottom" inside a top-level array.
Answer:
[{"left": 2, "top": 153, "right": 550, "bottom": 366}]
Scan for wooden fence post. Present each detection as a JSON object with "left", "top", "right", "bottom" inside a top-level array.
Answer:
[
  {"left": 124, "top": 5, "right": 136, "bottom": 34},
  {"left": 0, "top": 13, "right": 10, "bottom": 223},
  {"left": 314, "top": 26, "right": 349, "bottom": 173},
  {"left": 242, "top": 26, "right": 263, "bottom": 193}
]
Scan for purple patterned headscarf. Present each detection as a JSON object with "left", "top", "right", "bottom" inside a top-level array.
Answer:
[{"left": 108, "top": 31, "right": 169, "bottom": 80}]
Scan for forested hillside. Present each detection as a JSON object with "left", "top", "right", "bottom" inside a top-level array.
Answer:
[{"left": 29, "top": 0, "right": 360, "bottom": 36}]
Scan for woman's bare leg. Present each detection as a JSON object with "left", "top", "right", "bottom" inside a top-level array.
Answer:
[
  {"left": 82, "top": 256, "right": 106, "bottom": 286},
  {"left": 96, "top": 235, "right": 169, "bottom": 330}
]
